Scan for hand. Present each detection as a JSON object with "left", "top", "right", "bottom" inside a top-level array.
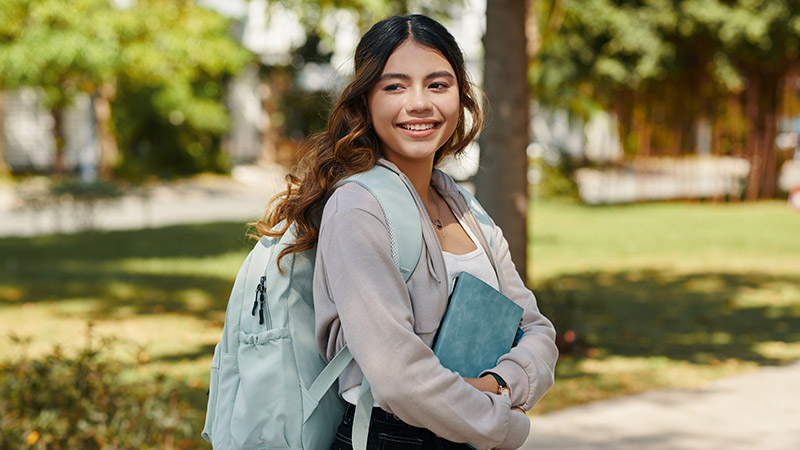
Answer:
[{"left": 462, "top": 375, "right": 499, "bottom": 394}]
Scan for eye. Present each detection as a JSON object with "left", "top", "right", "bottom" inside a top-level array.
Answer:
[
  {"left": 383, "top": 84, "right": 403, "bottom": 92},
  {"left": 429, "top": 82, "right": 450, "bottom": 90}
]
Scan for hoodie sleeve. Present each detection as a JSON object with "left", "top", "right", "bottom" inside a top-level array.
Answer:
[
  {"left": 314, "top": 187, "right": 530, "bottom": 450},
  {"left": 479, "top": 223, "right": 559, "bottom": 411}
]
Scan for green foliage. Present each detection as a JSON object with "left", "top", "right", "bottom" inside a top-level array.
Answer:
[
  {"left": 533, "top": 0, "right": 800, "bottom": 111},
  {"left": 112, "top": 82, "right": 234, "bottom": 179},
  {"left": 112, "top": 0, "right": 250, "bottom": 178},
  {"left": 0, "top": 0, "right": 120, "bottom": 106},
  {"left": 0, "top": 0, "right": 251, "bottom": 177},
  {"left": 535, "top": 160, "right": 580, "bottom": 200},
  {"left": 681, "top": 0, "right": 800, "bottom": 67},
  {"left": 0, "top": 333, "right": 203, "bottom": 449}
]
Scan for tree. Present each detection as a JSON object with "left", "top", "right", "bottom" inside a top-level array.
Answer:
[
  {"left": 0, "top": 0, "right": 122, "bottom": 175},
  {"left": 477, "top": 0, "right": 531, "bottom": 282},
  {"left": 532, "top": 0, "right": 800, "bottom": 199},
  {"left": 112, "top": 0, "right": 250, "bottom": 178},
  {"left": 0, "top": 0, "right": 249, "bottom": 178},
  {"left": 682, "top": 0, "right": 800, "bottom": 199}
]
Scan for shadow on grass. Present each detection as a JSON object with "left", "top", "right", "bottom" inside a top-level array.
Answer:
[
  {"left": 534, "top": 270, "right": 800, "bottom": 366},
  {"left": 0, "top": 222, "right": 255, "bottom": 319}
]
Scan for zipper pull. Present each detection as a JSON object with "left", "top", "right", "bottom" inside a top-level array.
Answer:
[
  {"left": 257, "top": 276, "right": 266, "bottom": 324},
  {"left": 258, "top": 291, "right": 266, "bottom": 325},
  {"left": 252, "top": 276, "right": 266, "bottom": 318}
]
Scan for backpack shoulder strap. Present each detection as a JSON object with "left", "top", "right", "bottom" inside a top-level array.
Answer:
[
  {"left": 455, "top": 184, "right": 498, "bottom": 254},
  {"left": 339, "top": 165, "right": 422, "bottom": 282},
  {"left": 336, "top": 165, "right": 422, "bottom": 450}
]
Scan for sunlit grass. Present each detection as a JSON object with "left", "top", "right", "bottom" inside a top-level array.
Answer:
[
  {"left": 528, "top": 199, "right": 800, "bottom": 414},
  {"left": 530, "top": 200, "right": 800, "bottom": 281}
]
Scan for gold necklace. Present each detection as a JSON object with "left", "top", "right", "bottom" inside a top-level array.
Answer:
[{"left": 429, "top": 186, "right": 445, "bottom": 237}]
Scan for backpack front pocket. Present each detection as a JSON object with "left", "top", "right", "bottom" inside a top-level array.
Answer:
[
  {"left": 210, "top": 351, "right": 239, "bottom": 448},
  {"left": 231, "top": 327, "right": 302, "bottom": 449}
]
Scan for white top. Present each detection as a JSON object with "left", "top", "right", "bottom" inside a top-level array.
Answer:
[
  {"left": 342, "top": 213, "right": 498, "bottom": 406},
  {"left": 442, "top": 214, "right": 499, "bottom": 294}
]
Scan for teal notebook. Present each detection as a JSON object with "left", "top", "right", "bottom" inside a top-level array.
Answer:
[{"left": 432, "top": 272, "right": 524, "bottom": 379}]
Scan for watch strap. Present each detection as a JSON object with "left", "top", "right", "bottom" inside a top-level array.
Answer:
[{"left": 486, "top": 372, "right": 507, "bottom": 389}]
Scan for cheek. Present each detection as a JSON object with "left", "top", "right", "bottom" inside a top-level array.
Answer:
[
  {"left": 442, "top": 90, "right": 461, "bottom": 114},
  {"left": 369, "top": 98, "right": 399, "bottom": 127},
  {"left": 444, "top": 97, "right": 462, "bottom": 128}
]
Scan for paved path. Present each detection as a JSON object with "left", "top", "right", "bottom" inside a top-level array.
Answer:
[
  {"left": 0, "top": 164, "right": 286, "bottom": 237},
  {"left": 523, "top": 361, "right": 800, "bottom": 450}
]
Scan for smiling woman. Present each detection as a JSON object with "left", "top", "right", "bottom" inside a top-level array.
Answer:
[
  {"left": 246, "top": 14, "right": 558, "bottom": 450},
  {"left": 367, "top": 41, "right": 461, "bottom": 171}
]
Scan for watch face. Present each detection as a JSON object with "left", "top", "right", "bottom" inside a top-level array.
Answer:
[{"left": 501, "top": 387, "right": 511, "bottom": 398}]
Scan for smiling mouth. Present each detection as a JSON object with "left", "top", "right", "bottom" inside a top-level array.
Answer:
[{"left": 398, "top": 122, "right": 439, "bottom": 131}]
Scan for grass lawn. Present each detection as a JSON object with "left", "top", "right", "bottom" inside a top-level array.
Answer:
[
  {"left": 529, "top": 199, "right": 800, "bottom": 413},
  {"left": 1, "top": 199, "right": 798, "bottom": 434}
]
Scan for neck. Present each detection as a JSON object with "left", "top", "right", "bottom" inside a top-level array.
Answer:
[{"left": 385, "top": 156, "right": 435, "bottom": 203}]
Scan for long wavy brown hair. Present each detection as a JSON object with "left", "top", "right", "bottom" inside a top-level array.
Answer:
[{"left": 256, "top": 14, "right": 484, "bottom": 265}]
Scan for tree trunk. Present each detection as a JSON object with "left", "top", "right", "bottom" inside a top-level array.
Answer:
[
  {"left": 761, "top": 77, "right": 778, "bottom": 198},
  {"left": 744, "top": 71, "right": 762, "bottom": 200},
  {"left": 0, "top": 91, "right": 9, "bottom": 175},
  {"left": 51, "top": 105, "right": 66, "bottom": 175},
  {"left": 744, "top": 69, "right": 780, "bottom": 200},
  {"left": 93, "top": 82, "right": 118, "bottom": 178},
  {"left": 635, "top": 89, "right": 652, "bottom": 158},
  {"left": 477, "top": 0, "right": 530, "bottom": 283}
]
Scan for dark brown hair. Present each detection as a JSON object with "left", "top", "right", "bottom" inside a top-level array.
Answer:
[{"left": 256, "top": 14, "right": 483, "bottom": 263}]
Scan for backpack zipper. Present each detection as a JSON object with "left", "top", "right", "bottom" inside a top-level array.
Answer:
[{"left": 252, "top": 276, "right": 272, "bottom": 328}]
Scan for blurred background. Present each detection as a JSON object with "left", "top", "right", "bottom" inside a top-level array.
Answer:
[{"left": 1, "top": 0, "right": 799, "bottom": 448}]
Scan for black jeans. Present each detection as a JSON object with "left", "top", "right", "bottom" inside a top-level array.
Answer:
[{"left": 331, "top": 403, "right": 473, "bottom": 450}]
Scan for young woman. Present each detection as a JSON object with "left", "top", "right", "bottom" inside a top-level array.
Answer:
[{"left": 258, "top": 14, "right": 558, "bottom": 450}]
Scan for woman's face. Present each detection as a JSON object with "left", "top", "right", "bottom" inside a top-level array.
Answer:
[{"left": 367, "top": 40, "right": 460, "bottom": 168}]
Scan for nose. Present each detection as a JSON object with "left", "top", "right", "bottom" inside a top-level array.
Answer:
[{"left": 406, "top": 86, "right": 432, "bottom": 114}]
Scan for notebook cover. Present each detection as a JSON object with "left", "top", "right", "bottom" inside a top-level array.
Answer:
[{"left": 432, "top": 272, "right": 524, "bottom": 379}]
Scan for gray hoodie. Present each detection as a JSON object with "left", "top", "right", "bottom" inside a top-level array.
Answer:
[{"left": 314, "top": 160, "right": 558, "bottom": 449}]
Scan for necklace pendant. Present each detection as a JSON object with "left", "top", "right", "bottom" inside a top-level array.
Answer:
[{"left": 433, "top": 219, "right": 445, "bottom": 237}]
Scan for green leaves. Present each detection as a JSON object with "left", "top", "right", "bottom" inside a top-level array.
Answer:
[
  {"left": 0, "top": 336, "right": 203, "bottom": 449},
  {"left": 0, "top": 0, "right": 121, "bottom": 102},
  {"left": 117, "top": 0, "right": 249, "bottom": 85},
  {"left": 534, "top": 0, "right": 800, "bottom": 113},
  {"left": 0, "top": 0, "right": 251, "bottom": 177}
]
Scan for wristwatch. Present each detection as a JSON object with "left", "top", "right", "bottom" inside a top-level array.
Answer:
[{"left": 487, "top": 372, "right": 511, "bottom": 399}]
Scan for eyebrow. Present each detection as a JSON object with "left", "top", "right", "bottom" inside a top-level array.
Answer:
[{"left": 379, "top": 71, "right": 456, "bottom": 81}]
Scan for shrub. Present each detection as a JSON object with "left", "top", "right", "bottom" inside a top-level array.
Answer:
[{"left": 0, "top": 334, "right": 204, "bottom": 449}]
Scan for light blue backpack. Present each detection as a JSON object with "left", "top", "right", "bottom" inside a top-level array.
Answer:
[{"left": 202, "top": 164, "right": 495, "bottom": 450}]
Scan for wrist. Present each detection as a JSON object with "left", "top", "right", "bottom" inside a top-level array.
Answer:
[{"left": 485, "top": 372, "right": 511, "bottom": 399}]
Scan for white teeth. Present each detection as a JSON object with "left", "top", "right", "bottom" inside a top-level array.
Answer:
[{"left": 401, "top": 123, "right": 436, "bottom": 131}]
